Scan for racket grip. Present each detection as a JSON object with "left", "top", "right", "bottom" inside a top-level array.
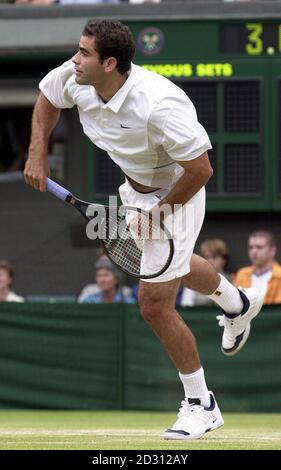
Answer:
[{"left": 46, "top": 178, "right": 70, "bottom": 201}]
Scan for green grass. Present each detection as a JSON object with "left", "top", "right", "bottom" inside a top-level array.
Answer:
[{"left": 0, "top": 411, "right": 280, "bottom": 450}]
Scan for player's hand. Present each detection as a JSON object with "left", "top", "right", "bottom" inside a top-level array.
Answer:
[{"left": 24, "top": 153, "right": 50, "bottom": 192}]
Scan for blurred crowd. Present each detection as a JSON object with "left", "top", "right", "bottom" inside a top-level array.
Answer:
[
  {"left": 1, "top": 0, "right": 162, "bottom": 5},
  {"left": 2, "top": 229, "right": 281, "bottom": 305},
  {"left": 0, "top": 1, "right": 263, "bottom": 5}
]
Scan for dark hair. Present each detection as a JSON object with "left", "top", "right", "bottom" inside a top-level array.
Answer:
[
  {"left": 249, "top": 230, "right": 277, "bottom": 247},
  {"left": 83, "top": 19, "right": 135, "bottom": 75}
]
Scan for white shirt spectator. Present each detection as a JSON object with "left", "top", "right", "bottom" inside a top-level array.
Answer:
[
  {"left": 251, "top": 269, "right": 272, "bottom": 298},
  {"left": 39, "top": 61, "right": 211, "bottom": 188},
  {"left": 0, "top": 260, "right": 25, "bottom": 303}
]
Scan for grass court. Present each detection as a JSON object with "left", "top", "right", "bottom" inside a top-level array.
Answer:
[{"left": 0, "top": 411, "right": 280, "bottom": 450}]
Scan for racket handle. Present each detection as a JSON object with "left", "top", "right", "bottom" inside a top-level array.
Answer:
[{"left": 46, "top": 178, "right": 70, "bottom": 201}]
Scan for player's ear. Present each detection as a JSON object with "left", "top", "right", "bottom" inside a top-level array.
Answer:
[{"left": 104, "top": 57, "right": 117, "bottom": 73}]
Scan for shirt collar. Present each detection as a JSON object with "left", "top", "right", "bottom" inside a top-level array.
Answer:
[{"left": 102, "top": 63, "right": 137, "bottom": 113}]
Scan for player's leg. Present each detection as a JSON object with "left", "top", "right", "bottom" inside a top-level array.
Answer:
[
  {"left": 138, "top": 277, "right": 200, "bottom": 374},
  {"left": 182, "top": 254, "right": 244, "bottom": 311},
  {"left": 138, "top": 278, "right": 224, "bottom": 440},
  {"left": 182, "top": 254, "right": 264, "bottom": 355}
]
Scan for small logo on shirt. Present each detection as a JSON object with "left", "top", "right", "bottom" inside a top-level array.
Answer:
[
  {"left": 137, "top": 27, "right": 165, "bottom": 56},
  {"left": 120, "top": 124, "right": 133, "bottom": 129},
  {"left": 214, "top": 290, "right": 222, "bottom": 296}
]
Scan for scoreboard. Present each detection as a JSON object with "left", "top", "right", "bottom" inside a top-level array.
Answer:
[
  {"left": 134, "top": 20, "right": 280, "bottom": 212},
  {"left": 220, "top": 23, "right": 281, "bottom": 56}
]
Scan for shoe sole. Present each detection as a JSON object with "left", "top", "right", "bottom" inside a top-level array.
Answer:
[
  {"left": 163, "top": 417, "right": 224, "bottom": 440},
  {"left": 222, "top": 290, "right": 264, "bottom": 356}
]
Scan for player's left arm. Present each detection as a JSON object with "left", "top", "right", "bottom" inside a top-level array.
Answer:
[
  {"left": 152, "top": 152, "right": 213, "bottom": 220},
  {"left": 162, "top": 151, "right": 212, "bottom": 205}
]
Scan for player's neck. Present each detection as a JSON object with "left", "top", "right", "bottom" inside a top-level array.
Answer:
[{"left": 96, "top": 72, "right": 128, "bottom": 103}]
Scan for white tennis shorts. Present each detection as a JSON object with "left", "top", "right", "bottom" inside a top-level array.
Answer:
[{"left": 118, "top": 179, "right": 206, "bottom": 283}]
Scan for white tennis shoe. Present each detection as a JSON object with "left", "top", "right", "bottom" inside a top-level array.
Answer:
[
  {"left": 218, "top": 287, "right": 264, "bottom": 356},
  {"left": 164, "top": 392, "right": 224, "bottom": 440}
]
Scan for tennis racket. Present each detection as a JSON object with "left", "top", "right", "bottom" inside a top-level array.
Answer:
[{"left": 46, "top": 178, "right": 174, "bottom": 279}]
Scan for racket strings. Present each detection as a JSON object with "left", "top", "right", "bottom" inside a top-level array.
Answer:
[
  {"left": 102, "top": 211, "right": 142, "bottom": 275},
  {"left": 100, "top": 207, "right": 172, "bottom": 278}
]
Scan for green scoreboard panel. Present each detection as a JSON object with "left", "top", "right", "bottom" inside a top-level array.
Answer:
[{"left": 88, "top": 20, "right": 281, "bottom": 211}]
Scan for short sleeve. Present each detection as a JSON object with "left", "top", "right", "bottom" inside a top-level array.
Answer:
[
  {"left": 149, "top": 100, "right": 212, "bottom": 161},
  {"left": 39, "top": 60, "right": 75, "bottom": 109}
]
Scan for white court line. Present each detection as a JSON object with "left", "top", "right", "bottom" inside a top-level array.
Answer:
[{"left": 0, "top": 429, "right": 280, "bottom": 442}]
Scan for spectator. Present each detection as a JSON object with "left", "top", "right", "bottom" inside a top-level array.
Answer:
[
  {"left": 78, "top": 252, "right": 110, "bottom": 299},
  {"left": 0, "top": 260, "right": 24, "bottom": 303},
  {"left": 198, "top": 238, "right": 231, "bottom": 281},
  {"left": 15, "top": 0, "right": 119, "bottom": 5},
  {"left": 129, "top": 1, "right": 161, "bottom": 4},
  {"left": 79, "top": 256, "right": 135, "bottom": 304},
  {"left": 233, "top": 230, "right": 281, "bottom": 305},
  {"left": 179, "top": 239, "right": 231, "bottom": 306},
  {"left": 132, "top": 239, "right": 232, "bottom": 307}
]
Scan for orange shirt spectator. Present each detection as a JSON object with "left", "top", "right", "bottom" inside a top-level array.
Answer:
[{"left": 233, "top": 230, "right": 281, "bottom": 305}]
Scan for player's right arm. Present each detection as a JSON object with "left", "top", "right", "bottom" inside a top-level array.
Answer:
[
  {"left": 24, "top": 59, "right": 75, "bottom": 191},
  {"left": 24, "top": 92, "right": 61, "bottom": 192}
]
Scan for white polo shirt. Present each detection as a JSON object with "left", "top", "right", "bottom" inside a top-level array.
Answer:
[{"left": 39, "top": 60, "right": 212, "bottom": 188}]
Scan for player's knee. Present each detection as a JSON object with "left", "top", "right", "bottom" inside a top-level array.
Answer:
[{"left": 139, "top": 296, "right": 165, "bottom": 324}]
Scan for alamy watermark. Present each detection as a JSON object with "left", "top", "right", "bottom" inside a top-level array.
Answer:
[{"left": 85, "top": 196, "right": 195, "bottom": 242}]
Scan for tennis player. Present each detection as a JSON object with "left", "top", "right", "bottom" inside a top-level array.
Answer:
[{"left": 24, "top": 20, "right": 264, "bottom": 440}]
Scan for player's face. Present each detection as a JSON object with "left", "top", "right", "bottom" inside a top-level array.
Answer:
[
  {"left": 0, "top": 269, "right": 12, "bottom": 290},
  {"left": 248, "top": 236, "right": 276, "bottom": 267},
  {"left": 72, "top": 36, "right": 106, "bottom": 86}
]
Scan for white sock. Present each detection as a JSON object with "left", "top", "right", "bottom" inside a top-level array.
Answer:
[
  {"left": 179, "top": 367, "right": 210, "bottom": 407},
  {"left": 208, "top": 273, "right": 243, "bottom": 314}
]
